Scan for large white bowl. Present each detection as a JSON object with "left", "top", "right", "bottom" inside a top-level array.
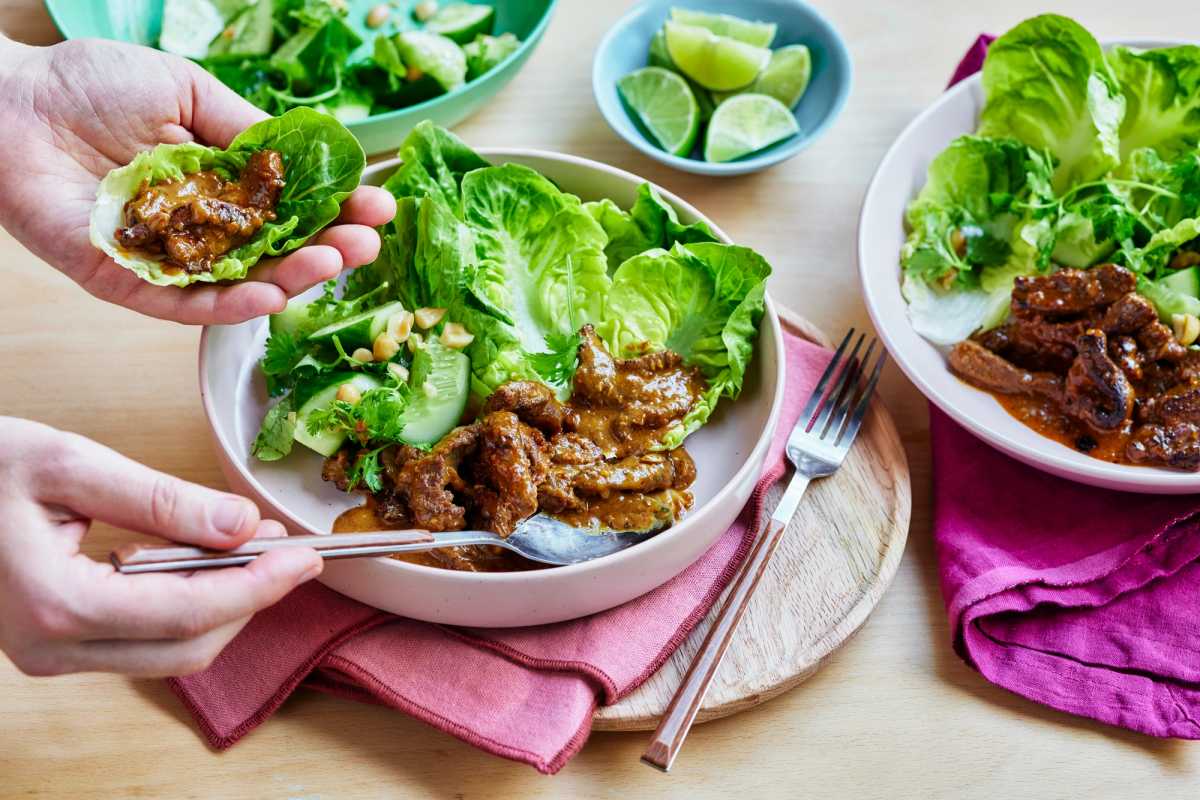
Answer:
[
  {"left": 201, "top": 150, "right": 786, "bottom": 626},
  {"left": 858, "top": 39, "right": 1200, "bottom": 494}
]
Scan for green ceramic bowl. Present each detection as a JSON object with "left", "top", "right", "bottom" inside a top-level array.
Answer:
[{"left": 43, "top": 0, "right": 557, "bottom": 155}]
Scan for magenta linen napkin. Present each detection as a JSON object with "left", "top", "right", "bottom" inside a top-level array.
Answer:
[
  {"left": 170, "top": 332, "right": 830, "bottom": 773},
  {"left": 932, "top": 38, "right": 1200, "bottom": 738}
]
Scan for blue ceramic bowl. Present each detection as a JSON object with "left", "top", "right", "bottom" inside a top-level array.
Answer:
[
  {"left": 43, "top": 0, "right": 557, "bottom": 156},
  {"left": 593, "top": 0, "right": 852, "bottom": 176}
]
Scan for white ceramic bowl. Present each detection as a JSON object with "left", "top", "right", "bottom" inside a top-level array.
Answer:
[
  {"left": 858, "top": 39, "right": 1198, "bottom": 494},
  {"left": 201, "top": 149, "right": 786, "bottom": 626}
]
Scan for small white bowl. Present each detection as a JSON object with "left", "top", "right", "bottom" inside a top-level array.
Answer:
[
  {"left": 858, "top": 39, "right": 1200, "bottom": 494},
  {"left": 200, "top": 149, "right": 786, "bottom": 626}
]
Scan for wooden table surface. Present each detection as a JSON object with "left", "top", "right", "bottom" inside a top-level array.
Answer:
[{"left": 2, "top": 0, "right": 1197, "bottom": 796}]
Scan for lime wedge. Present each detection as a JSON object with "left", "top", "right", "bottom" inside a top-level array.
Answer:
[
  {"left": 396, "top": 30, "right": 467, "bottom": 91},
  {"left": 664, "top": 21, "right": 770, "bottom": 91},
  {"left": 704, "top": 93, "right": 799, "bottom": 162},
  {"left": 424, "top": 3, "right": 495, "bottom": 45},
  {"left": 648, "top": 28, "right": 673, "bottom": 69},
  {"left": 752, "top": 44, "right": 812, "bottom": 107},
  {"left": 713, "top": 44, "right": 813, "bottom": 108},
  {"left": 648, "top": 29, "right": 715, "bottom": 121},
  {"left": 669, "top": 7, "right": 777, "bottom": 48},
  {"left": 618, "top": 66, "right": 701, "bottom": 156}
]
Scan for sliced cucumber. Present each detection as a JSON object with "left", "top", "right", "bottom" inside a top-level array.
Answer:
[
  {"left": 269, "top": 295, "right": 315, "bottom": 338},
  {"left": 1164, "top": 266, "right": 1200, "bottom": 299},
  {"left": 424, "top": 3, "right": 494, "bottom": 44},
  {"left": 293, "top": 372, "right": 382, "bottom": 457},
  {"left": 399, "top": 340, "right": 470, "bottom": 445},
  {"left": 307, "top": 301, "right": 406, "bottom": 350}
]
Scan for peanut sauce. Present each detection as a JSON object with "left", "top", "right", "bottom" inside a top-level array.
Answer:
[{"left": 995, "top": 392, "right": 1134, "bottom": 463}]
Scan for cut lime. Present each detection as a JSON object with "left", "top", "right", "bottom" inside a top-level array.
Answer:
[
  {"left": 752, "top": 44, "right": 812, "bottom": 107},
  {"left": 618, "top": 66, "right": 701, "bottom": 156},
  {"left": 648, "top": 28, "right": 673, "bottom": 69},
  {"left": 713, "top": 44, "right": 813, "bottom": 108},
  {"left": 424, "top": 3, "right": 495, "bottom": 45},
  {"left": 663, "top": 21, "right": 770, "bottom": 91},
  {"left": 648, "top": 29, "right": 715, "bottom": 121},
  {"left": 669, "top": 7, "right": 777, "bottom": 48},
  {"left": 704, "top": 93, "right": 800, "bottom": 162},
  {"left": 396, "top": 30, "right": 467, "bottom": 90}
]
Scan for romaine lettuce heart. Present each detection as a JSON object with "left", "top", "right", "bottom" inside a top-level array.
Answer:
[
  {"left": 1109, "top": 45, "right": 1200, "bottom": 166},
  {"left": 598, "top": 242, "right": 769, "bottom": 449},
  {"left": 89, "top": 107, "right": 364, "bottom": 287},
  {"left": 977, "top": 14, "right": 1125, "bottom": 194}
]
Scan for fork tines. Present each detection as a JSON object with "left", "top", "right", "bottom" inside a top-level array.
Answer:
[{"left": 801, "top": 329, "right": 887, "bottom": 447}]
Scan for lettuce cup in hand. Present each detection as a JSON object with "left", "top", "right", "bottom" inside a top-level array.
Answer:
[{"left": 90, "top": 108, "right": 367, "bottom": 287}]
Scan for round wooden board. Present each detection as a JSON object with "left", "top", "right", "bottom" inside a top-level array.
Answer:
[{"left": 593, "top": 307, "right": 912, "bottom": 731}]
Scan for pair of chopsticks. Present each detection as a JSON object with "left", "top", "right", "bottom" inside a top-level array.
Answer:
[{"left": 110, "top": 531, "right": 433, "bottom": 574}]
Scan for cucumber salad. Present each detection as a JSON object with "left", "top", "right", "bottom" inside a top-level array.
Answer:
[
  {"left": 158, "top": 0, "right": 523, "bottom": 121},
  {"left": 252, "top": 122, "right": 771, "bottom": 498}
]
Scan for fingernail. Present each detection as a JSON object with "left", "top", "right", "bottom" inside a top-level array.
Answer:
[{"left": 213, "top": 499, "right": 251, "bottom": 536}]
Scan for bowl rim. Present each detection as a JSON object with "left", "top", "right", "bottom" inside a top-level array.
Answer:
[
  {"left": 591, "top": 0, "right": 853, "bottom": 175},
  {"left": 200, "top": 146, "right": 788, "bottom": 582},
  {"left": 857, "top": 37, "right": 1200, "bottom": 493},
  {"left": 42, "top": 0, "right": 560, "bottom": 131}
]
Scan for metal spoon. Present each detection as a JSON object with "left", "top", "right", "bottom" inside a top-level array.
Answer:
[{"left": 110, "top": 513, "right": 672, "bottom": 574}]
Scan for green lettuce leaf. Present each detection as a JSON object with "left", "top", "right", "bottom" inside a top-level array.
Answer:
[
  {"left": 382, "top": 121, "right": 491, "bottom": 216},
  {"left": 904, "top": 217, "right": 1052, "bottom": 344},
  {"left": 584, "top": 183, "right": 718, "bottom": 272},
  {"left": 901, "top": 135, "right": 1054, "bottom": 287},
  {"left": 597, "top": 242, "right": 769, "bottom": 448},
  {"left": 978, "top": 14, "right": 1125, "bottom": 193},
  {"left": 1109, "top": 45, "right": 1200, "bottom": 164},
  {"left": 89, "top": 107, "right": 364, "bottom": 287}
]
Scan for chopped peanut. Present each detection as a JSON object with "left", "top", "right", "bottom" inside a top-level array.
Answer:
[
  {"left": 439, "top": 322, "right": 474, "bottom": 349},
  {"left": 950, "top": 228, "right": 967, "bottom": 257},
  {"left": 407, "top": 332, "right": 424, "bottom": 353},
  {"left": 415, "top": 307, "right": 447, "bottom": 329},
  {"left": 336, "top": 383, "right": 362, "bottom": 405},
  {"left": 387, "top": 310, "right": 414, "bottom": 342},
  {"left": 1172, "top": 313, "right": 1200, "bottom": 346},
  {"left": 387, "top": 362, "right": 410, "bottom": 383},
  {"left": 366, "top": 3, "right": 390, "bottom": 27},
  {"left": 352, "top": 347, "right": 375, "bottom": 363},
  {"left": 413, "top": 0, "right": 438, "bottom": 21},
  {"left": 373, "top": 332, "right": 401, "bottom": 362},
  {"left": 406, "top": 65, "right": 425, "bottom": 82}
]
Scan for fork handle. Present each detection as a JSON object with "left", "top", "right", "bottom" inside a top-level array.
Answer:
[{"left": 641, "top": 476, "right": 809, "bottom": 772}]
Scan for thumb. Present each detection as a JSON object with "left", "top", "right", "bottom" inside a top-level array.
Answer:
[
  {"left": 180, "top": 58, "right": 269, "bottom": 148},
  {"left": 36, "top": 432, "right": 261, "bottom": 548}
]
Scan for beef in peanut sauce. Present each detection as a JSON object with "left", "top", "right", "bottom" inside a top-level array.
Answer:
[
  {"left": 327, "top": 325, "right": 706, "bottom": 571},
  {"left": 115, "top": 149, "right": 286, "bottom": 274},
  {"left": 948, "top": 264, "right": 1200, "bottom": 470}
]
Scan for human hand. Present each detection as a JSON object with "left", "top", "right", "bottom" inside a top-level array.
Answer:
[
  {"left": 0, "top": 36, "right": 395, "bottom": 325},
  {"left": 0, "top": 417, "right": 322, "bottom": 677}
]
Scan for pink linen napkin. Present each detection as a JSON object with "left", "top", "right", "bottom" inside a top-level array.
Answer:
[
  {"left": 932, "top": 37, "right": 1200, "bottom": 739},
  {"left": 170, "top": 331, "right": 830, "bottom": 773}
]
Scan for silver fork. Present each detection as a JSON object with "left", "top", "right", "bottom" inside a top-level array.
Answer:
[{"left": 641, "top": 328, "right": 887, "bottom": 773}]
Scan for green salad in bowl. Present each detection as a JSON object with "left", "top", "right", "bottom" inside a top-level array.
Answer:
[
  {"left": 46, "top": 0, "right": 557, "bottom": 153},
  {"left": 249, "top": 122, "right": 772, "bottom": 572}
]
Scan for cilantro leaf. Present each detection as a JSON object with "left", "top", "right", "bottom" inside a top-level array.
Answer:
[
  {"left": 261, "top": 331, "right": 304, "bottom": 396},
  {"left": 527, "top": 331, "right": 582, "bottom": 387},
  {"left": 251, "top": 395, "right": 296, "bottom": 461}
]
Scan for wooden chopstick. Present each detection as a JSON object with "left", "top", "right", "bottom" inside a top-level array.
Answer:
[{"left": 110, "top": 531, "right": 434, "bottom": 574}]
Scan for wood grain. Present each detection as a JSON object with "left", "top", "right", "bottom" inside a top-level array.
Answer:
[
  {"left": 597, "top": 308, "right": 909, "bottom": 732},
  {"left": 5, "top": 1, "right": 1200, "bottom": 797}
]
